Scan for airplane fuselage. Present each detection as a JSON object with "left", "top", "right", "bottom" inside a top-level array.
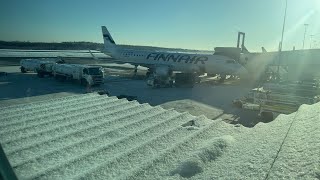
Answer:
[
  {"left": 111, "top": 48, "right": 244, "bottom": 75},
  {"left": 101, "top": 26, "right": 247, "bottom": 76}
]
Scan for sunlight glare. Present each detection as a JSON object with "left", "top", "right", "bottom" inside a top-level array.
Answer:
[{"left": 312, "top": 0, "right": 320, "bottom": 12}]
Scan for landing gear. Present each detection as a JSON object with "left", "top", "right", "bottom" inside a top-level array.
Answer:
[
  {"left": 146, "top": 69, "right": 153, "bottom": 78},
  {"left": 219, "top": 74, "right": 226, "bottom": 83},
  {"left": 132, "top": 65, "right": 138, "bottom": 78},
  {"left": 20, "top": 67, "right": 26, "bottom": 73}
]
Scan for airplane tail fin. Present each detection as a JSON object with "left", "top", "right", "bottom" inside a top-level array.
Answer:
[
  {"left": 101, "top": 26, "right": 116, "bottom": 49},
  {"left": 261, "top": 47, "right": 267, "bottom": 53}
]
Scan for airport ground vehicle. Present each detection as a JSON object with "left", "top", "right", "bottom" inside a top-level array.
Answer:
[
  {"left": 147, "top": 74, "right": 174, "bottom": 88},
  {"left": 147, "top": 72, "right": 199, "bottom": 88},
  {"left": 233, "top": 82, "right": 320, "bottom": 121},
  {"left": 20, "top": 59, "right": 58, "bottom": 77},
  {"left": 52, "top": 64, "right": 104, "bottom": 86},
  {"left": 175, "top": 73, "right": 197, "bottom": 87}
]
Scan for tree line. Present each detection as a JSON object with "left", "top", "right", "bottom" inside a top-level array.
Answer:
[
  {"left": 0, "top": 41, "right": 104, "bottom": 50},
  {"left": 0, "top": 40, "right": 213, "bottom": 53}
]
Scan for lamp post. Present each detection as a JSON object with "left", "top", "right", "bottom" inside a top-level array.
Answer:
[
  {"left": 310, "top": 35, "right": 314, "bottom": 49},
  {"left": 279, "top": 0, "right": 287, "bottom": 52},
  {"left": 277, "top": 0, "right": 288, "bottom": 78},
  {"left": 302, "top": 23, "right": 309, "bottom": 49}
]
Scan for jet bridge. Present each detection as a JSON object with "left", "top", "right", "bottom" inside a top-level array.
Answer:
[{"left": 212, "top": 32, "right": 247, "bottom": 62}]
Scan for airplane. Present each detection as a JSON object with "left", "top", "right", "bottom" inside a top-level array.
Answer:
[{"left": 101, "top": 26, "right": 248, "bottom": 87}]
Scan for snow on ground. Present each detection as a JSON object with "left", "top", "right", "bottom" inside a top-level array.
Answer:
[
  {"left": 0, "top": 50, "right": 110, "bottom": 58},
  {"left": 0, "top": 93, "right": 319, "bottom": 179},
  {"left": 160, "top": 99, "right": 224, "bottom": 120}
]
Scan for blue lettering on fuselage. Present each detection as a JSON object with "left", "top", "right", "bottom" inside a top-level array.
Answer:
[
  {"left": 178, "top": 55, "right": 190, "bottom": 63},
  {"left": 167, "top": 54, "right": 180, "bottom": 62},
  {"left": 146, "top": 53, "right": 208, "bottom": 64},
  {"left": 158, "top": 54, "right": 168, "bottom": 61}
]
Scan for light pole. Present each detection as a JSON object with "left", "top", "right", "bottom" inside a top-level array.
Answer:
[
  {"left": 277, "top": 0, "right": 288, "bottom": 78},
  {"left": 279, "top": 0, "right": 288, "bottom": 52},
  {"left": 302, "top": 23, "right": 309, "bottom": 49},
  {"left": 310, "top": 35, "right": 314, "bottom": 49}
]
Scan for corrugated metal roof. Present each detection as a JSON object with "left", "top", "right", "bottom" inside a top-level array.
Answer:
[
  {"left": 0, "top": 93, "right": 213, "bottom": 179},
  {"left": 1, "top": 93, "right": 319, "bottom": 179}
]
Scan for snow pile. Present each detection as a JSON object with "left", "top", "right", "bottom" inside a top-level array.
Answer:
[
  {"left": 0, "top": 93, "right": 319, "bottom": 179},
  {"left": 130, "top": 103, "right": 319, "bottom": 179},
  {"left": 268, "top": 103, "right": 320, "bottom": 179},
  {"left": 161, "top": 99, "right": 224, "bottom": 120},
  {"left": 171, "top": 135, "right": 234, "bottom": 178}
]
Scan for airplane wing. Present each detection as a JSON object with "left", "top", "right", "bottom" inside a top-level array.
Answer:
[
  {"left": 91, "top": 56, "right": 155, "bottom": 69},
  {"left": 89, "top": 50, "right": 164, "bottom": 69}
]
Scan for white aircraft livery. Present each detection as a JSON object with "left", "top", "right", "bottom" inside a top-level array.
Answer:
[{"left": 101, "top": 26, "right": 247, "bottom": 84}]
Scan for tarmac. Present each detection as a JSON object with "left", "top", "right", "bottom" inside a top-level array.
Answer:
[{"left": 0, "top": 62, "right": 259, "bottom": 127}]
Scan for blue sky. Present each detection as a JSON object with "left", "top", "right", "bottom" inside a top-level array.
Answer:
[{"left": 0, "top": 0, "right": 319, "bottom": 51}]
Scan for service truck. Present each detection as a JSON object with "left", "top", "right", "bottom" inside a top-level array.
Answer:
[
  {"left": 52, "top": 64, "right": 104, "bottom": 86},
  {"left": 147, "top": 74, "right": 174, "bottom": 88},
  {"left": 20, "top": 58, "right": 63, "bottom": 77},
  {"left": 146, "top": 72, "right": 198, "bottom": 88}
]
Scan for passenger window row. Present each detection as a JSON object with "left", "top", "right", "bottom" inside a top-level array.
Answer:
[{"left": 124, "top": 53, "right": 144, "bottom": 57}]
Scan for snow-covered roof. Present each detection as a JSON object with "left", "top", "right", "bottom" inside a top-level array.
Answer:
[{"left": 0, "top": 93, "right": 319, "bottom": 179}]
